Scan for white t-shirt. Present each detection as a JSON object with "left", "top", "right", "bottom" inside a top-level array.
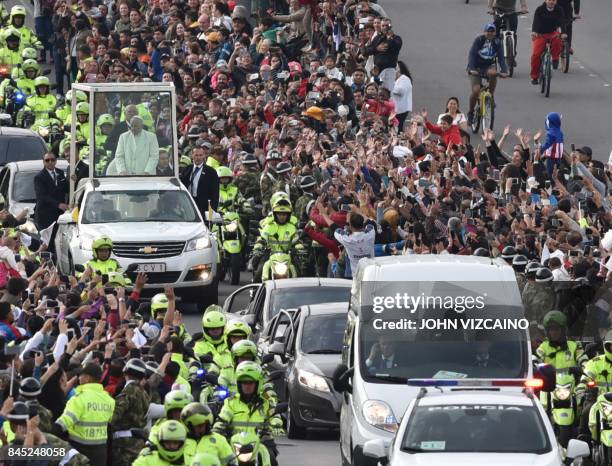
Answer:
[
  {"left": 437, "top": 112, "right": 467, "bottom": 127},
  {"left": 334, "top": 224, "right": 376, "bottom": 275}
]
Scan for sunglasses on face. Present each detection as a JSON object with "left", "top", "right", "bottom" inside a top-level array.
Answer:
[{"left": 44, "top": 158, "right": 56, "bottom": 162}]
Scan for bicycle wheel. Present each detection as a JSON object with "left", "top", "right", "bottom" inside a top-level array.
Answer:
[
  {"left": 544, "top": 56, "right": 552, "bottom": 97},
  {"left": 505, "top": 35, "right": 515, "bottom": 77},
  {"left": 482, "top": 94, "right": 495, "bottom": 131},
  {"left": 561, "top": 41, "right": 570, "bottom": 73},
  {"left": 470, "top": 100, "right": 481, "bottom": 134}
]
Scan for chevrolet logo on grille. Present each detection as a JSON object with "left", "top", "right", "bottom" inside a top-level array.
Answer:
[{"left": 139, "top": 246, "right": 158, "bottom": 254}]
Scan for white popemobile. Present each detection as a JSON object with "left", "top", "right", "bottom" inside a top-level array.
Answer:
[
  {"left": 362, "top": 378, "right": 591, "bottom": 466},
  {"left": 54, "top": 82, "right": 218, "bottom": 305}
]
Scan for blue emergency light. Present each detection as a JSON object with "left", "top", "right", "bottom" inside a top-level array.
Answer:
[
  {"left": 196, "top": 368, "right": 206, "bottom": 378},
  {"left": 14, "top": 91, "right": 25, "bottom": 103},
  {"left": 216, "top": 386, "right": 230, "bottom": 400}
]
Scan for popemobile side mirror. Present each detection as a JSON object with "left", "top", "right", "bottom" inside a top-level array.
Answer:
[
  {"left": 332, "top": 363, "right": 353, "bottom": 393},
  {"left": 74, "top": 264, "right": 85, "bottom": 273},
  {"left": 534, "top": 363, "right": 556, "bottom": 392}
]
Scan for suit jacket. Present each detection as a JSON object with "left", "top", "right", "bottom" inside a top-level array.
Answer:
[
  {"left": 180, "top": 164, "right": 220, "bottom": 214},
  {"left": 367, "top": 354, "right": 402, "bottom": 372},
  {"left": 34, "top": 168, "right": 68, "bottom": 230}
]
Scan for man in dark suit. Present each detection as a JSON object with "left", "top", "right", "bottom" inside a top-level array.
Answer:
[
  {"left": 180, "top": 142, "right": 219, "bottom": 218},
  {"left": 366, "top": 335, "right": 401, "bottom": 372},
  {"left": 34, "top": 152, "right": 69, "bottom": 230}
]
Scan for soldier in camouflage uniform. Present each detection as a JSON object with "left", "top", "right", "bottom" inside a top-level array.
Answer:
[
  {"left": 270, "top": 161, "right": 300, "bottom": 207},
  {"left": 18, "top": 378, "right": 53, "bottom": 433},
  {"left": 512, "top": 254, "right": 529, "bottom": 294},
  {"left": 6, "top": 404, "right": 89, "bottom": 465},
  {"left": 294, "top": 175, "right": 318, "bottom": 223},
  {"left": 110, "top": 359, "right": 151, "bottom": 466},
  {"left": 522, "top": 267, "right": 557, "bottom": 324},
  {"left": 234, "top": 153, "right": 262, "bottom": 204},
  {"left": 260, "top": 149, "right": 281, "bottom": 213}
]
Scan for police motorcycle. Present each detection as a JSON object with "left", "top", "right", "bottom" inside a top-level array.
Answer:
[
  {"left": 32, "top": 117, "right": 63, "bottom": 150},
  {"left": 261, "top": 252, "right": 298, "bottom": 281},
  {"left": 215, "top": 210, "right": 247, "bottom": 286},
  {"left": 188, "top": 359, "right": 232, "bottom": 418},
  {"left": 589, "top": 392, "right": 612, "bottom": 465},
  {"left": 2, "top": 86, "right": 27, "bottom": 124},
  {"left": 231, "top": 431, "right": 273, "bottom": 466},
  {"left": 544, "top": 369, "right": 581, "bottom": 448}
]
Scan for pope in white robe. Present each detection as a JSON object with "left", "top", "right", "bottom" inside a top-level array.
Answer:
[{"left": 115, "top": 115, "right": 159, "bottom": 175}]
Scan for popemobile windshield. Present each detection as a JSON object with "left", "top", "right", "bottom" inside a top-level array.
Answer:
[{"left": 54, "top": 82, "right": 219, "bottom": 307}]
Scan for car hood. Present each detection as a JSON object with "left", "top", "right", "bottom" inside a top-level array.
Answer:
[
  {"left": 397, "top": 452, "right": 559, "bottom": 466},
  {"left": 297, "top": 353, "right": 342, "bottom": 379},
  {"left": 79, "top": 222, "right": 207, "bottom": 241}
]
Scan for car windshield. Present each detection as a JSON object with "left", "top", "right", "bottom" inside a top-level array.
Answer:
[
  {"left": 14, "top": 170, "right": 58, "bottom": 202},
  {"left": 0, "top": 138, "right": 46, "bottom": 165},
  {"left": 270, "top": 287, "right": 350, "bottom": 319},
  {"left": 300, "top": 313, "right": 346, "bottom": 354},
  {"left": 359, "top": 306, "right": 528, "bottom": 382},
  {"left": 402, "top": 404, "right": 550, "bottom": 454},
  {"left": 82, "top": 190, "right": 199, "bottom": 223}
]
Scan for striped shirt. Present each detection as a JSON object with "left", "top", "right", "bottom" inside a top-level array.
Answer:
[{"left": 544, "top": 142, "right": 564, "bottom": 160}]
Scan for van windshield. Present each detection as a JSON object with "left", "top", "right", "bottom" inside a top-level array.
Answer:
[{"left": 359, "top": 306, "right": 528, "bottom": 382}]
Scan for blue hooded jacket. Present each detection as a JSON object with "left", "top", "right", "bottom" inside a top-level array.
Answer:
[{"left": 540, "top": 112, "right": 564, "bottom": 156}]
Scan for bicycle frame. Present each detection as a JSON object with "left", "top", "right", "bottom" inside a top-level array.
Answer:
[{"left": 496, "top": 12, "right": 516, "bottom": 57}]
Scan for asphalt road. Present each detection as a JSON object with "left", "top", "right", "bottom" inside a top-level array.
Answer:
[{"left": 382, "top": 0, "right": 612, "bottom": 163}]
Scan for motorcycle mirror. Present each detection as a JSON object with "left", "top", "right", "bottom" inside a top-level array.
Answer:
[
  {"left": 199, "top": 353, "right": 214, "bottom": 364},
  {"left": 204, "top": 372, "right": 219, "bottom": 385},
  {"left": 273, "top": 402, "right": 288, "bottom": 416},
  {"left": 74, "top": 264, "right": 85, "bottom": 273},
  {"left": 261, "top": 354, "right": 274, "bottom": 365},
  {"left": 43, "top": 69, "right": 51, "bottom": 76},
  {"left": 266, "top": 370, "right": 284, "bottom": 382},
  {"left": 239, "top": 444, "right": 255, "bottom": 454},
  {"left": 192, "top": 332, "right": 203, "bottom": 341}
]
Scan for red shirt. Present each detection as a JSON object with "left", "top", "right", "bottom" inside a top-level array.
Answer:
[{"left": 425, "top": 120, "right": 462, "bottom": 147}]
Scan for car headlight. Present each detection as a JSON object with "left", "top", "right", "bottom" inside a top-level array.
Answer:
[
  {"left": 602, "top": 403, "right": 612, "bottom": 420},
  {"left": 272, "top": 261, "right": 289, "bottom": 276},
  {"left": 80, "top": 234, "right": 94, "bottom": 251},
  {"left": 184, "top": 234, "right": 212, "bottom": 252},
  {"left": 554, "top": 385, "right": 572, "bottom": 401},
  {"left": 362, "top": 400, "right": 398, "bottom": 433},
  {"left": 225, "top": 221, "right": 238, "bottom": 233},
  {"left": 298, "top": 370, "right": 330, "bottom": 392}
]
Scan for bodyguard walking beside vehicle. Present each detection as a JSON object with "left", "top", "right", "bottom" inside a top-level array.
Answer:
[{"left": 33, "top": 151, "right": 68, "bottom": 230}]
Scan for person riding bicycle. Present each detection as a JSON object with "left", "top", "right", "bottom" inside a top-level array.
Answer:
[
  {"left": 487, "top": 0, "right": 529, "bottom": 58},
  {"left": 467, "top": 23, "right": 509, "bottom": 125},
  {"left": 530, "top": 0, "right": 567, "bottom": 85},
  {"left": 557, "top": 0, "right": 580, "bottom": 53}
]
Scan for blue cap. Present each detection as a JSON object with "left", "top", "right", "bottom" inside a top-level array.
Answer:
[{"left": 484, "top": 23, "right": 496, "bottom": 32}]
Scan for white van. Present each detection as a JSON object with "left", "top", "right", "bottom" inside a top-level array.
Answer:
[{"left": 333, "top": 255, "right": 533, "bottom": 466}]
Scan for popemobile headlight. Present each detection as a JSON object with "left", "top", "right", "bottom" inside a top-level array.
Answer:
[
  {"left": 225, "top": 221, "right": 238, "bottom": 233},
  {"left": 602, "top": 402, "right": 612, "bottom": 420},
  {"left": 555, "top": 385, "right": 572, "bottom": 401},
  {"left": 362, "top": 400, "right": 398, "bottom": 433},
  {"left": 298, "top": 370, "right": 330, "bottom": 392},
  {"left": 272, "top": 261, "right": 289, "bottom": 276},
  {"left": 184, "top": 234, "right": 212, "bottom": 252}
]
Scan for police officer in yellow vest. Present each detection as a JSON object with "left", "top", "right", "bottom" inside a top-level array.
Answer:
[
  {"left": 217, "top": 166, "right": 247, "bottom": 215},
  {"left": 57, "top": 89, "right": 87, "bottom": 125},
  {"left": 0, "top": 58, "right": 37, "bottom": 106},
  {"left": 181, "top": 402, "right": 235, "bottom": 466},
  {"left": 193, "top": 305, "right": 232, "bottom": 372},
  {"left": 535, "top": 310, "right": 585, "bottom": 372},
  {"left": 22, "top": 76, "right": 56, "bottom": 125},
  {"left": 149, "top": 389, "right": 193, "bottom": 443},
  {"left": 213, "top": 362, "right": 284, "bottom": 465},
  {"left": 250, "top": 196, "right": 300, "bottom": 282},
  {"left": 0, "top": 28, "right": 22, "bottom": 73},
  {"left": 10, "top": 47, "right": 37, "bottom": 79},
  {"left": 577, "top": 330, "right": 612, "bottom": 440},
  {"left": 134, "top": 420, "right": 189, "bottom": 466},
  {"left": 53, "top": 362, "right": 115, "bottom": 466},
  {"left": 73, "top": 102, "right": 91, "bottom": 147},
  {"left": 85, "top": 236, "right": 121, "bottom": 275},
  {"left": 3, "top": 6, "right": 41, "bottom": 51}
]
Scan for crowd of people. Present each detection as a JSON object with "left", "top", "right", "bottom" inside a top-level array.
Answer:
[{"left": 0, "top": 0, "right": 609, "bottom": 465}]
